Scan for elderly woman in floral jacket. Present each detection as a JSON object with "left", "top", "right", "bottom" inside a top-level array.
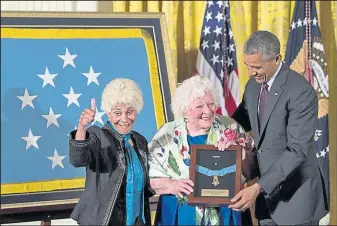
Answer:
[
  {"left": 69, "top": 78, "right": 153, "bottom": 226},
  {"left": 148, "top": 75, "right": 254, "bottom": 225}
]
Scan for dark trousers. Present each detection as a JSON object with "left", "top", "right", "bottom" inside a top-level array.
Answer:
[{"left": 258, "top": 218, "right": 319, "bottom": 226}]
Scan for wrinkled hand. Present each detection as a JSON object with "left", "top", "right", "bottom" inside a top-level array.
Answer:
[
  {"left": 229, "top": 183, "right": 261, "bottom": 211},
  {"left": 214, "top": 139, "right": 236, "bottom": 151},
  {"left": 78, "top": 98, "right": 96, "bottom": 128},
  {"left": 168, "top": 179, "right": 194, "bottom": 198}
]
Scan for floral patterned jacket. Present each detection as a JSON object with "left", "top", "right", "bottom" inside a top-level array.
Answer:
[
  {"left": 148, "top": 115, "right": 255, "bottom": 225},
  {"left": 148, "top": 115, "right": 254, "bottom": 182}
]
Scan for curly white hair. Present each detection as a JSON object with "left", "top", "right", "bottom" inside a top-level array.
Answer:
[
  {"left": 101, "top": 78, "right": 143, "bottom": 113},
  {"left": 171, "top": 75, "right": 219, "bottom": 118}
]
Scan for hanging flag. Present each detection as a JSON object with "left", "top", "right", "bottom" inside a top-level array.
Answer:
[
  {"left": 285, "top": 0, "right": 330, "bottom": 218},
  {"left": 195, "top": 0, "right": 239, "bottom": 116}
]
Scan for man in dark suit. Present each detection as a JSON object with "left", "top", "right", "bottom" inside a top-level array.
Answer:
[{"left": 229, "top": 30, "right": 328, "bottom": 225}]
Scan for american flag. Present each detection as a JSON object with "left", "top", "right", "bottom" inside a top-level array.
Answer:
[
  {"left": 1, "top": 30, "right": 158, "bottom": 190},
  {"left": 196, "top": 0, "right": 239, "bottom": 116}
]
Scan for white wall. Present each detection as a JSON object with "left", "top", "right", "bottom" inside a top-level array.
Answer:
[
  {"left": 1, "top": 1, "right": 97, "bottom": 12},
  {"left": 2, "top": 219, "right": 77, "bottom": 225},
  {"left": 1, "top": 2, "right": 97, "bottom": 224}
]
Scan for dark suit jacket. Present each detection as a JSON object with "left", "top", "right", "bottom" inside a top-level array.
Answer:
[{"left": 232, "top": 64, "right": 328, "bottom": 225}]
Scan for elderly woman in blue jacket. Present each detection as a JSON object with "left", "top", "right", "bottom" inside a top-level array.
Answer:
[{"left": 69, "top": 78, "right": 153, "bottom": 226}]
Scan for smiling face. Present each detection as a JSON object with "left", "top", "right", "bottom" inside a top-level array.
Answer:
[
  {"left": 107, "top": 103, "right": 137, "bottom": 134},
  {"left": 244, "top": 53, "right": 281, "bottom": 83},
  {"left": 184, "top": 92, "right": 217, "bottom": 133}
]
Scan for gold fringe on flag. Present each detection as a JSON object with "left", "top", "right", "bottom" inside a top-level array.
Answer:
[{"left": 1, "top": 178, "right": 85, "bottom": 195}]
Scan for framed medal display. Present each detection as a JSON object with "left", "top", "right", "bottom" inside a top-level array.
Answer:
[{"left": 188, "top": 145, "right": 242, "bottom": 206}]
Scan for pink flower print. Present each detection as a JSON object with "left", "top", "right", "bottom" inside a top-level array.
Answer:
[
  {"left": 224, "top": 128, "right": 236, "bottom": 141},
  {"left": 180, "top": 146, "right": 187, "bottom": 156},
  {"left": 238, "top": 137, "right": 246, "bottom": 146}
]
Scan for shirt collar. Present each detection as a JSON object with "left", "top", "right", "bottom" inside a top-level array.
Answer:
[{"left": 266, "top": 62, "right": 282, "bottom": 90}]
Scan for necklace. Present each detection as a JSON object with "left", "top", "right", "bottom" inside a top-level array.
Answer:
[{"left": 196, "top": 164, "right": 236, "bottom": 186}]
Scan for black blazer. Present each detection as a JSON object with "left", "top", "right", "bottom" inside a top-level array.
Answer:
[
  {"left": 69, "top": 124, "right": 154, "bottom": 225},
  {"left": 232, "top": 64, "right": 328, "bottom": 225}
]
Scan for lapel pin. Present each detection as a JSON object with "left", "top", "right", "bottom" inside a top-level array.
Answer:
[{"left": 274, "top": 92, "right": 278, "bottom": 95}]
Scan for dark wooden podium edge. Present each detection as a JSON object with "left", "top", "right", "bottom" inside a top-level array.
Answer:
[{"left": 0, "top": 196, "right": 159, "bottom": 224}]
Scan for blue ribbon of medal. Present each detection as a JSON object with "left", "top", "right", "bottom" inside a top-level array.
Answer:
[
  {"left": 196, "top": 164, "right": 236, "bottom": 186},
  {"left": 196, "top": 164, "right": 236, "bottom": 176}
]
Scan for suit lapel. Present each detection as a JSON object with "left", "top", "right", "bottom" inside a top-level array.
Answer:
[
  {"left": 260, "top": 85, "right": 283, "bottom": 134},
  {"left": 258, "top": 65, "right": 288, "bottom": 146}
]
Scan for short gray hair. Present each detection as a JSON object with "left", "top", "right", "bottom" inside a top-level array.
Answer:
[
  {"left": 171, "top": 75, "right": 219, "bottom": 118},
  {"left": 101, "top": 78, "right": 143, "bottom": 113},
  {"left": 244, "top": 30, "right": 280, "bottom": 60}
]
